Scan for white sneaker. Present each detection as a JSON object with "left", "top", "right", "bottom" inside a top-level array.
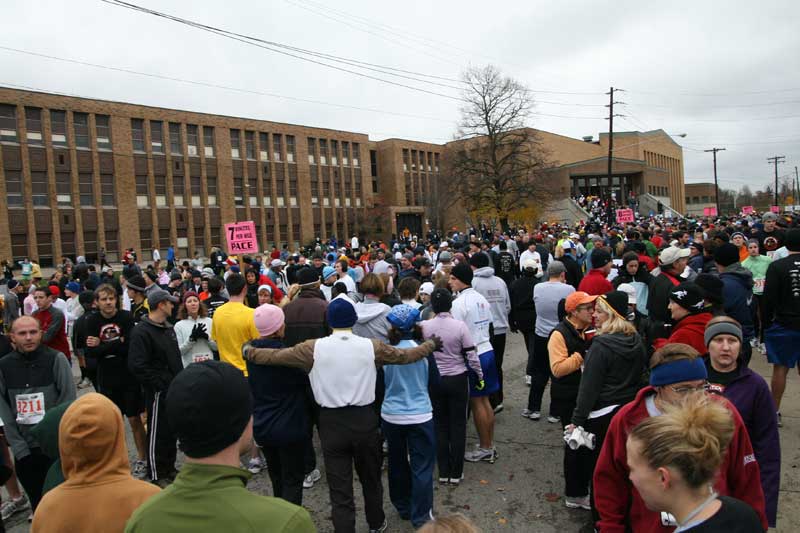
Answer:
[
  {"left": 565, "top": 495, "right": 591, "bottom": 510},
  {"left": 525, "top": 375, "right": 532, "bottom": 386},
  {"left": 547, "top": 415, "right": 561, "bottom": 424},
  {"left": 1, "top": 494, "right": 29, "bottom": 520},
  {"left": 303, "top": 468, "right": 321, "bottom": 489},
  {"left": 493, "top": 403, "right": 504, "bottom": 414},
  {"left": 448, "top": 474, "right": 464, "bottom": 485},
  {"left": 247, "top": 457, "right": 264, "bottom": 474},
  {"left": 521, "top": 409, "right": 541, "bottom": 420},
  {"left": 464, "top": 446, "right": 497, "bottom": 463}
]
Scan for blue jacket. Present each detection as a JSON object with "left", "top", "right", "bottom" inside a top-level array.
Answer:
[
  {"left": 382, "top": 339, "right": 432, "bottom": 419},
  {"left": 246, "top": 338, "right": 310, "bottom": 447},
  {"left": 706, "top": 358, "right": 780, "bottom": 527},
  {"left": 719, "top": 264, "right": 755, "bottom": 339}
]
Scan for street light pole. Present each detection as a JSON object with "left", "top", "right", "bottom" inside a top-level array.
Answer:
[{"left": 704, "top": 147, "right": 725, "bottom": 215}]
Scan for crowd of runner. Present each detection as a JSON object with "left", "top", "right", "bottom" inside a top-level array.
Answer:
[{"left": 0, "top": 206, "right": 795, "bottom": 532}]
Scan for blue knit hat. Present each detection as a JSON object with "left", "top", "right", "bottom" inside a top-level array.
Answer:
[
  {"left": 66, "top": 281, "right": 81, "bottom": 294},
  {"left": 327, "top": 297, "right": 357, "bottom": 328},
  {"left": 387, "top": 304, "right": 421, "bottom": 331},
  {"left": 322, "top": 266, "right": 337, "bottom": 281}
]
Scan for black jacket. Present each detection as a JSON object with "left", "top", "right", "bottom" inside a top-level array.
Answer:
[
  {"left": 571, "top": 332, "right": 647, "bottom": 427},
  {"left": 561, "top": 254, "right": 583, "bottom": 289},
  {"left": 283, "top": 289, "right": 330, "bottom": 347},
  {"left": 85, "top": 310, "right": 136, "bottom": 390},
  {"left": 494, "top": 251, "right": 517, "bottom": 287},
  {"left": 647, "top": 270, "right": 682, "bottom": 325},
  {"left": 508, "top": 273, "right": 537, "bottom": 332},
  {"left": 128, "top": 316, "right": 183, "bottom": 393},
  {"left": 550, "top": 320, "right": 587, "bottom": 401}
]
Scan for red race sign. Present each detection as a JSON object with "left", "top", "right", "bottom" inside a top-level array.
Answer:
[
  {"left": 770, "top": 205, "right": 780, "bottom": 213},
  {"left": 615, "top": 208, "right": 634, "bottom": 223},
  {"left": 224, "top": 221, "right": 259, "bottom": 255},
  {"left": 741, "top": 206, "right": 754, "bottom": 215},
  {"left": 703, "top": 207, "right": 718, "bottom": 216}
]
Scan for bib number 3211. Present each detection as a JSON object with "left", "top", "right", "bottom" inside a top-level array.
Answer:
[{"left": 16, "top": 392, "right": 46, "bottom": 425}]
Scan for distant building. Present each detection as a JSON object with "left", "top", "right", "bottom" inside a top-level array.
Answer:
[{"left": 684, "top": 182, "right": 717, "bottom": 217}]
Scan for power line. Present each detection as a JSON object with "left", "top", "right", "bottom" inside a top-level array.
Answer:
[{"left": 627, "top": 87, "right": 800, "bottom": 97}]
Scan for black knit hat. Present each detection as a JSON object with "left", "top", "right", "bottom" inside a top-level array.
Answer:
[
  {"left": 469, "top": 252, "right": 490, "bottom": 269},
  {"left": 695, "top": 273, "right": 724, "bottom": 305},
  {"left": 126, "top": 275, "right": 147, "bottom": 293},
  {"left": 786, "top": 228, "right": 800, "bottom": 252},
  {"left": 669, "top": 282, "right": 706, "bottom": 314},
  {"left": 451, "top": 263, "right": 473, "bottom": 286},
  {"left": 591, "top": 248, "right": 612, "bottom": 269},
  {"left": 713, "top": 243, "right": 740, "bottom": 267},
  {"left": 600, "top": 291, "right": 630, "bottom": 320},
  {"left": 430, "top": 288, "right": 453, "bottom": 314},
  {"left": 167, "top": 361, "right": 253, "bottom": 459},
  {"left": 297, "top": 266, "right": 320, "bottom": 286}
]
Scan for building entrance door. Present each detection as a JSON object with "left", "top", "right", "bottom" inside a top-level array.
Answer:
[{"left": 396, "top": 213, "right": 422, "bottom": 239}]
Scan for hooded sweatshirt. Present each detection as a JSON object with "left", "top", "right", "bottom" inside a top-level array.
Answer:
[
  {"left": 719, "top": 263, "right": 755, "bottom": 339},
  {"left": 593, "top": 386, "right": 767, "bottom": 533},
  {"left": 571, "top": 332, "right": 647, "bottom": 427},
  {"left": 471, "top": 266, "right": 511, "bottom": 335},
  {"left": 353, "top": 297, "right": 391, "bottom": 343},
  {"left": 32, "top": 394, "right": 160, "bottom": 533}
]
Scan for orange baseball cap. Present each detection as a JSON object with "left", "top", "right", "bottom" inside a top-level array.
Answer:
[{"left": 565, "top": 291, "right": 598, "bottom": 313}]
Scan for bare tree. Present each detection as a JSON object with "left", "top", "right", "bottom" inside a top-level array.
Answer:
[{"left": 444, "top": 65, "right": 553, "bottom": 232}]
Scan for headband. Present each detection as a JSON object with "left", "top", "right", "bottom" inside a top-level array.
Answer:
[
  {"left": 704, "top": 321, "right": 743, "bottom": 347},
  {"left": 649, "top": 358, "right": 708, "bottom": 387}
]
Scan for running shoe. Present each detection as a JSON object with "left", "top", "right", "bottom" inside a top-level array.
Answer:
[
  {"left": 1, "top": 494, "right": 29, "bottom": 521},
  {"left": 303, "top": 468, "right": 321, "bottom": 489},
  {"left": 493, "top": 403, "right": 504, "bottom": 414},
  {"left": 464, "top": 446, "right": 497, "bottom": 463},
  {"left": 565, "top": 495, "right": 591, "bottom": 510},
  {"left": 521, "top": 409, "right": 541, "bottom": 420},
  {"left": 525, "top": 375, "right": 532, "bottom": 386},
  {"left": 777, "top": 412, "right": 782, "bottom": 428},
  {"left": 247, "top": 457, "right": 264, "bottom": 474},
  {"left": 547, "top": 415, "right": 561, "bottom": 424},
  {"left": 448, "top": 474, "right": 464, "bottom": 486},
  {"left": 438, "top": 477, "right": 449, "bottom": 485},
  {"left": 368, "top": 518, "right": 388, "bottom": 533}
]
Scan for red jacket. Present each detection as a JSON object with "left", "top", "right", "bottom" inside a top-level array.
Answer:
[
  {"left": 652, "top": 312, "right": 712, "bottom": 354},
  {"left": 578, "top": 269, "right": 613, "bottom": 296},
  {"left": 593, "top": 386, "right": 767, "bottom": 533},
  {"left": 32, "top": 306, "right": 71, "bottom": 361},
  {"left": 637, "top": 253, "right": 656, "bottom": 272}
]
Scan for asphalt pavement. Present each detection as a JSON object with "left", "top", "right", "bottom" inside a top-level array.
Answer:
[{"left": 7, "top": 332, "right": 800, "bottom": 532}]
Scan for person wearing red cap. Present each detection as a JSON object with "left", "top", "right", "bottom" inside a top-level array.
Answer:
[{"left": 32, "top": 287, "right": 71, "bottom": 362}]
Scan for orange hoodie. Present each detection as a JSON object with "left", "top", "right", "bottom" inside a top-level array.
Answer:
[{"left": 31, "top": 393, "right": 160, "bottom": 533}]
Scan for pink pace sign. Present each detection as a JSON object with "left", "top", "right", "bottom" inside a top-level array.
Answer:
[
  {"left": 615, "top": 208, "right": 634, "bottom": 224},
  {"left": 741, "top": 206, "right": 754, "bottom": 215},
  {"left": 224, "top": 221, "right": 259, "bottom": 255},
  {"left": 703, "top": 207, "right": 718, "bottom": 217}
]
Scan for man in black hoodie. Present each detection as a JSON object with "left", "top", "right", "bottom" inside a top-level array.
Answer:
[
  {"left": 509, "top": 258, "right": 539, "bottom": 361},
  {"left": 715, "top": 243, "right": 755, "bottom": 366},
  {"left": 128, "top": 288, "right": 183, "bottom": 486}
]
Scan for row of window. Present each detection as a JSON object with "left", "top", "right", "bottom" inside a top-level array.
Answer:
[
  {"left": 307, "top": 137, "right": 360, "bottom": 167},
  {"left": 0, "top": 105, "right": 111, "bottom": 150},
  {"left": 135, "top": 174, "right": 218, "bottom": 208},
  {"left": 5, "top": 169, "right": 114, "bottom": 208},
  {"left": 131, "top": 120, "right": 216, "bottom": 158},
  {"left": 402, "top": 148, "right": 440, "bottom": 173},
  {"left": 686, "top": 195, "right": 713, "bottom": 204},
  {"left": 649, "top": 185, "right": 668, "bottom": 197},
  {"left": 230, "top": 130, "right": 296, "bottom": 163}
]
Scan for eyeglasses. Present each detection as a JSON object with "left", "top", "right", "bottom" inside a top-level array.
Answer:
[
  {"left": 576, "top": 304, "right": 594, "bottom": 312},
  {"left": 667, "top": 382, "right": 709, "bottom": 395}
]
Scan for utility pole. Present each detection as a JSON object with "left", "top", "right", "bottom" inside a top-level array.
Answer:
[
  {"left": 767, "top": 156, "right": 786, "bottom": 206},
  {"left": 605, "top": 87, "right": 625, "bottom": 189},
  {"left": 795, "top": 165, "right": 799, "bottom": 208},
  {"left": 704, "top": 148, "right": 726, "bottom": 215}
]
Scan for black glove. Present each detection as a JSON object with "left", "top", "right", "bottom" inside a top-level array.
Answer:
[
  {"left": 189, "top": 323, "right": 200, "bottom": 341},
  {"left": 195, "top": 323, "right": 209, "bottom": 340}
]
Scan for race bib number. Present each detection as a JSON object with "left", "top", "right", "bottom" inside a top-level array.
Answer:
[
  {"left": 754, "top": 278, "right": 765, "bottom": 292},
  {"left": 16, "top": 393, "right": 45, "bottom": 425},
  {"left": 192, "top": 353, "right": 212, "bottom": 364}
]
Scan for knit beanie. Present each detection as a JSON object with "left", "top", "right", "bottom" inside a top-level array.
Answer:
[
  {"left": 786, "top": 228, "right": 800, "bottom": 252},
  {"left": 600, "top": 290, "right": 630, "bottom": 320},
  {"left": 591, "top": 248, "right": 612, "bottom": 269},
  {"left": 126, "top": 275, "right": 147, "bottom": 293},
  {"left": 430, "top": 288, "right": 452, "bottom": 314},
  {"left": 65, "top": 281, "right": 81, "bottom": 294},
  {"left": 450, "top": 263, "right": 473, "bottom": 286},
  {"left": 469, "top": 252, "right": 490, "bottom": 269},
  {"left": 327, "top": 297, "right": 357, "bottom": 328},
  {"left": 322, "top": 266, "right": 337, "bottom": 281},
  {"left": 253, "top": 304, "right": 284, "bottom": 337},
  {"left": 713, "top": 243, "right": 740, "bottom": 267},
  {"left": 695, "top": 273, "right": 724, "bottom": 305},
  {"left": 704, "top": 320, "right": 743, "bottom": 347},
  {"left": 297, "top": 267, "right": 320, "bottom": 286},
  {"left": 669, "top": 282, "right": 706, "bottom": 314},
  {"left": 166, "top": 361, "right": 253, "bottom": 459}
]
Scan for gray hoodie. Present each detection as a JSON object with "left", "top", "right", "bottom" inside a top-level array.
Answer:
[
  {"left": 472, "top": 266, "right": 511, "bottom": 334},
  {"left": 353, "top": 297, "right": 391, "bottom": 343}
]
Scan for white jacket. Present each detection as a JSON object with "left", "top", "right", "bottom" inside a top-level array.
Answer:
[
  {"left": 174, "top": 316, "right": 218, "bottom": 368},
  {"left": 471, "top": 267, "right": 511, "bottom": 335},
  {"left": 451, "top": 287, "right": 493, "bottom": 354}
]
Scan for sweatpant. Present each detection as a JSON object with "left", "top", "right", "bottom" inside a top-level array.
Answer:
[
  {"left": 382, "top": 419, "right": 436, "bottom": 528},
  {"left": 15, "top": 449, "right": 53, "bottom": 511},
  {"left": 319, "top": 405, "right": 385, "bottom": 533},
  {"left": 263, "top": 443, "right": 306, "bottom": 506},
  {"left": 552, "top": 397, "right": 592, "bottom": 498},
  {"left": 145, "top": 390, "right": 177, "bottom": 482},
  {"left": 489, "top": 332, "right": 507, "bottom": 408},
  {"left": 527, "top": 334, "right": 553, "bottom": 414},
  {"left": 430, "top": 372, "right": 469, "bottom": 480}
]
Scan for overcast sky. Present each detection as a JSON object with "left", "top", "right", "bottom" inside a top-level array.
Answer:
[{"left": 2, "top": 0, "right": 799, "bottom": 193}]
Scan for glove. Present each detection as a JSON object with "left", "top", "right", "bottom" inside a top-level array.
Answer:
[
  {"left": 188, "top": 323, "right": 200, "bottom": 341},
  {"left": 428, "top": 334, "right": 444, "bottom": 351},
  {"left": 195, "top": 323, "right": 209, "bottom": 340},
  {"left": 475, "top": 380, "right": 485, "bottom": 391}
]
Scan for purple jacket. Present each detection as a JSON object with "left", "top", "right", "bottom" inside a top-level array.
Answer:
[
  {"left": 421, "top": 313, "right": 482, "bottom": 379},
  {"left": 706, "top": 358, "right": 780, "bottom": 527}
]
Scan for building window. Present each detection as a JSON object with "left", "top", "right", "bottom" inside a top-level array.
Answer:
[
  {"left": 207, "top": 176, "right": 218, "bottom": 206},
  {"left": 150, "top": 121, "right": 164, "bottom": 153},
  {"left": 230, "top": 129, "right": 241, "bottom": 159},
  {"left": 286, "top": 135, "right": 295, "bottom": 163},
  {"left": 187, "top": 124, "right": 199, "bottom": 156},
  {"left": 352, "top": 143, "right": 360, "bottom": 167},
  {"left": 342, "top": 142, "right": 350, "bottom": 166},
  {"left": 259, "top": 132, "right": 269, "bottom": 161},
  {"left": 25, "top": 108, "right": 43, "bottom": 144},
  {"left": 76, "top": 172, "right": 93, "bottom": 206},
  {"left": 190, "top": 176, "right": 202, "bottom": 206},
  {"left": 331, "top": 140, "right": 338, "bottom": 166},
  {"left": 6, "top": 170, "right": 23, "bottom": 206},
  {"left": 434, "top": 153, "right": 440, "bottom": 172},
  {"left": 96, "top": 115, "right": 111, "bottom": 150},
  {"left": 173, "top": 175, "right": 184, "bottom": 206},
  {"left": 131, "top": 119, "right": 145, "bottom": 152},
  {"left": 233, "top": 177, "right": 244, "bottom": 206},
  {"left": 100, "top": 174, "right": 115, "bottom": 206},
  {"left": 154, "top": 175, "right": 167, "bottom": 206},
  {"left": 50, "top": 110, "right": 67, "bottom": 146},
  {"left": 0, "top": 104, "right": 17, "bottom": 142},
  {"left": 319, "top": 139, "right": 328, "bottom": 165},
  {"left": 307, "top": 137, "right": 316, "bottom": 165},
  {"left": 370, "top": 150, "right": 378, "bottom": 177},
  {"left": 73, "top": 112, "right": 89, "bottom": 149},
  {"left": 136, "top": 175, "right": 149, "bottom": 206},
  {"left": 248, "top": 177, "right": 258, "bottom": 206},
  {"left": 203, "top": 126, "right": 215, "bottom": 157},
  {"left": 245, "top": 131, "right": 255, "bottom": 160},
  {"left": 169, "top": 122, "right": 182, "bottom": 155},
  {"left": 56, "top": 172, "right": 71, "bottom": 206},
  {"left": 273, "top": 134, "right": 282, "bottom": 162}
]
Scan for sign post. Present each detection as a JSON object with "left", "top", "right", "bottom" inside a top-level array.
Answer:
[{"left": 224, "top": 221, "right": 259, "bottom": 255}]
